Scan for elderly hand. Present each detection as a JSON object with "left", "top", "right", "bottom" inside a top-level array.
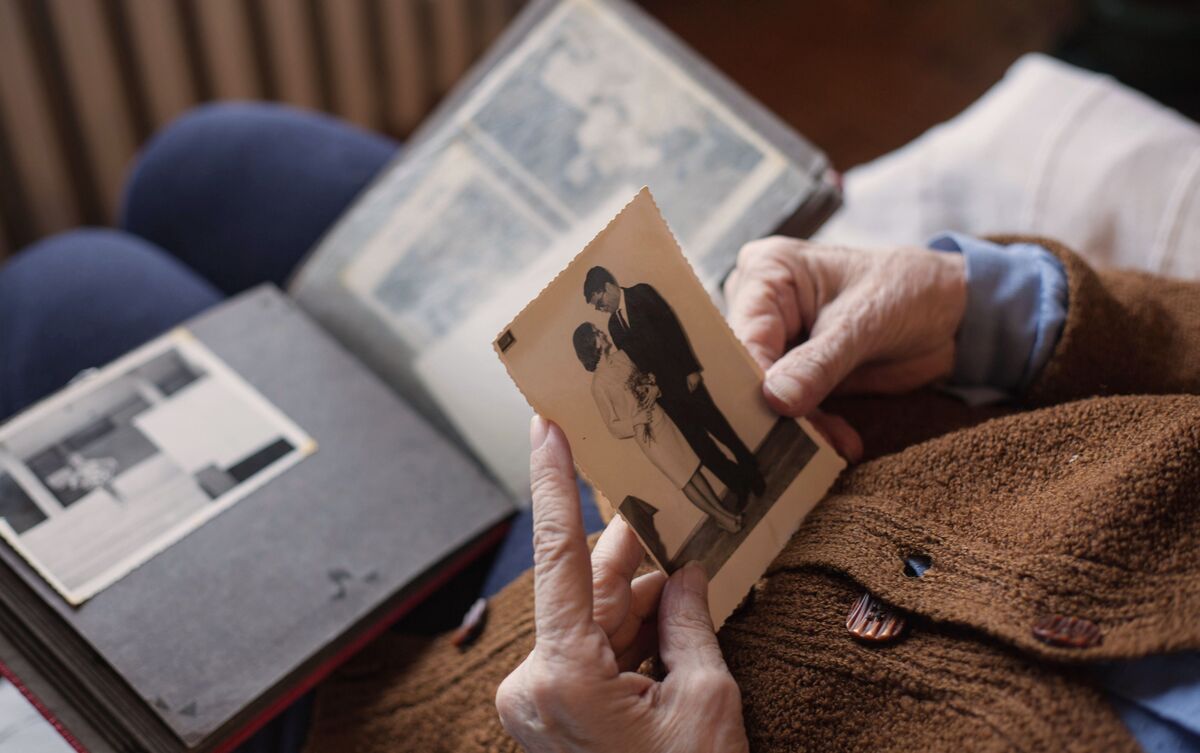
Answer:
[
  {"left": 725, "top": 237, "right": 967, "bottom": 459},
  {"left": 496, "top": 417, "right": 750, "bottom": 753}
]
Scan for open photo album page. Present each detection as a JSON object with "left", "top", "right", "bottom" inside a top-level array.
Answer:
[{"left": 291, "top": 0, "right": 828, "bottom": 501}]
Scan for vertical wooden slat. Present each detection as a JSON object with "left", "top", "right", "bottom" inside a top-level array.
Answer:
[
  {"left": 477, "top": 0, "right": 512, "bottom": 51},
  {"left": 102, "top": 0, "right": 154, "bottom": 143},
  {"left": 174, "top": 0, "right": 213, "bottom": 101},
  {"left": 242, "top": 0, "right": 278, "bottom": 100},
  {"left": 0, "top": 0, "right": 82, "bottom": 236},
  {"left": 0, "top": 95, "right": 34, "bottom": 254},
  {"left": 122, "top": 0, "right": 198, "bottom": 128},
  {"left": 463, "top": 0, "right": 485, "bottom": 59},
  {"left": 319, "top": 0, "right": 379, "bottom": 128},
  {"left": 429, "top": 0, "right": 472, "bottom": 96},
  {"left": 0, "top": 200, "right": 11, "bottom": 259},
  {"left": 0, "top": 97, "right": 21, "bottom": 259},
  {"left": 506, "top": 0, "right": 526, "bottom": 23},
  {"left": 304, "top": 0, "right": 335, "bottom": 112},
  {"left": 259, "top": 0, "right": 323, "bottom": 109},
  {"left": 14, "top": 0, "right": 104, "bottom": 227},
  {"left": 191, "top": 0, "right": 261, "bottom": 100},
  {"left": 45, "top": 0, "right": 139, "bottom": 221},
  {"left": 378, "top": 0, "right": 432, "bottom": 135},
  {"left": 363, "top": 0, "right": 390, "bottom": 133}
]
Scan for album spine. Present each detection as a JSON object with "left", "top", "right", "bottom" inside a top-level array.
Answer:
[
  {"left": 0, "top": 658, "right": 91, "bottom": 753},
  {"left": 210, "top": 519, "right": 512, "bottom": 753},
  {"left": 0, "top": 518, "right": 509, "bottom": 753}
]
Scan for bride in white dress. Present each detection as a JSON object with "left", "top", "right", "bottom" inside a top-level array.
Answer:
[{"left": 573, "top": 322, "right": 741, "bottom": 533}]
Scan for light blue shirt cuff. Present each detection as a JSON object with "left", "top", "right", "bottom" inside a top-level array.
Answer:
[
  {"left": 928, "top": 232, "right": 1067, "bottom": 397},
  {"left": 1097, "top": 653, "right": 1200, "bottom": 750}
]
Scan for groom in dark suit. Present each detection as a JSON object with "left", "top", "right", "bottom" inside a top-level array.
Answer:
[{"left": 584, "top": 266, "right": 764, "bottom": 505}]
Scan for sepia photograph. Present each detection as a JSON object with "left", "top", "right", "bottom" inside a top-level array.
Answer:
[
  {"left": 496, "top": 188, "right": 844, "bottom": 625},
  {"left": 0, "top": 331, "right": 314, "bottom": 605}
]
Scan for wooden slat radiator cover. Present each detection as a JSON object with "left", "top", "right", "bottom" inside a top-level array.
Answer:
[{"left": 0, "top": 0, "right": 523, "bottom": 259}]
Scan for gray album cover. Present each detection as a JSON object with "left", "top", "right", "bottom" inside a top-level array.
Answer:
[{"left": 0, "top": 287, "right": 514, "bottom": 747}]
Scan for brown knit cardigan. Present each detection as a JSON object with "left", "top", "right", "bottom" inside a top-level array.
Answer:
[{"left": 305, "top": 240, "right": 1200, "bottom": 753}]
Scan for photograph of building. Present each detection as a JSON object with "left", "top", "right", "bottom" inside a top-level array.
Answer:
[{"left": 0, "top": 333, "right": 312, "bottom": 604}]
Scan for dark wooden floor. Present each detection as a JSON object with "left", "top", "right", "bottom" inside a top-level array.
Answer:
[{"left": 641, "top": 0, "right": 1079, "bottom": 170}]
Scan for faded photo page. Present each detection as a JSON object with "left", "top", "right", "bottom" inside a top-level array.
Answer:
[{"left": 495, "top": 188, "right": 844, "bottom": 626}]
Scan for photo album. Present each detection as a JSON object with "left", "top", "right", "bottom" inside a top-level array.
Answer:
[
  {"left": 0, "top": 1, "right": 840, "bottom": 752},
  {"left": 290, "top": 0, "right": 838, "bottom": 500}
]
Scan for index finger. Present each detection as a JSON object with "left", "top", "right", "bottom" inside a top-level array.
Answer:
[
  {"left": 528, "top": 416, "right": 594, "bottom": 645},
  {"left": 726, "top": 275, "right": 796, "bottom": 370},
  {"left": 725, "top": 245, "right": 809, "bottom": 372}
]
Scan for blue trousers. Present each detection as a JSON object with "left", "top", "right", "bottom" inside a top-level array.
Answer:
[{"left": 0, "top": 103, "right": 603, "bottom": 753}]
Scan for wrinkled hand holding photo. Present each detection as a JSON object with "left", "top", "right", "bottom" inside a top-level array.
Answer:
[{"left": 495, "top": 417, "right": 750, "bottom": 753}]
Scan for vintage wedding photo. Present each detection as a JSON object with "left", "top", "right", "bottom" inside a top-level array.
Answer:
[
  {"left": 0, "top": 331, "right": 314, "bottom": 604},
  {"left": 496, "top": 189, "right": 844, "bottom": 625}
]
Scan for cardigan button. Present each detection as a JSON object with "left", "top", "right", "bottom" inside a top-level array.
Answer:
[
  {"left": 846, "top": 591, "right": 906, "bottom": 642},
  {"left": 1031, "top": 614, "right": 1102, "bottom": 648}
]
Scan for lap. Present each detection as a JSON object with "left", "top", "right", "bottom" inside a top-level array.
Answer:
[
  {"left": 0, "top": 106, "right": 549, "bottom": 753},
  {"left": 2, "top": 104, "right": 400, "bottom": 414},
  {"left": 0, "top": 229, "right": 220, "bottom": 418},
  {"left": 120, "top": 102, "right": 397, "bottom": 295}
]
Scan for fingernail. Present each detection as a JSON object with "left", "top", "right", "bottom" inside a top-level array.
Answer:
[
  {"left": 681, "top": 561, "right": 708, "bottom": 596},
  {"left": 530, "top": 415, "right": 550, "bottom": 449}
]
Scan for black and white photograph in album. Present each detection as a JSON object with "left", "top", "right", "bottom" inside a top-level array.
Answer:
[
  {"left": 0, "top": 331, "right": 314, "bottom": 605},
  {"left": 496, "top": 189, "right": 844, "bottom": 627}
]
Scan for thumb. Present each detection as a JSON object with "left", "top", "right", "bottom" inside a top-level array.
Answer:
[
  {"left": 658, "top": 563, "right": 727, "bottom": 674},
  {"left": 763, "top": 320, "right": 860, "bottom": 417}
]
